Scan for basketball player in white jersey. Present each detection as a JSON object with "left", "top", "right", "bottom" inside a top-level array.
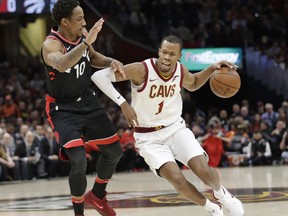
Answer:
[{"left": 92, "top": 35, "right": 244, "bottom": 216}]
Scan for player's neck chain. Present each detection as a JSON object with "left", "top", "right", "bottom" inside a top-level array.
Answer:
[{"left": 159, "top": 72, "right": 173, "bottom": 80}]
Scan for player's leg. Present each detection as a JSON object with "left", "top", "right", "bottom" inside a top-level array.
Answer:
[
  {"left": 83, "top": 114, "right": 122, "bottom": 216},
  {"left": 188, "top": 155, "right": 244, "bottom": 216},
  {"left": 136, "top": 135, "right": 223, "bottom": 216},
  {"left": 65, "top": 146, "right": 87, "bottom": 215},
  {"left": 173, "top": 127, "right": 244, "bottom": 216},
  {"left": 159, "top": 161, "right": 205, "bottom": 204},
  {"left": 46, "top": 105, "right": 87, "bottom": 216}
]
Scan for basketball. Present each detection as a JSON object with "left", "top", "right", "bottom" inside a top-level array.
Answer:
[{"left": 209, "top": 66, "right": 241, "bottom": 98}]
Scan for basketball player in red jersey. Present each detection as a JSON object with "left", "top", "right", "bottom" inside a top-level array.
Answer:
[
  {"left": 41, "top": 0, "right": 136, "bottom": 215},
  {"left": 92, "top": 35, "right": 244, "bottom": 216}
]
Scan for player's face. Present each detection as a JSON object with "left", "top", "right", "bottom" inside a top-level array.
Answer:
[
  {"left": 157, "top": 40, "right": 182, "bottom": 74},
  {"left": 65, "top": 6, "right": 86, "bottom": 40}
]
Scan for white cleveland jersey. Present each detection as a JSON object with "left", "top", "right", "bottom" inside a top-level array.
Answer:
[{"left": 131, "top": 58, "right": 184, "bottom": 127}]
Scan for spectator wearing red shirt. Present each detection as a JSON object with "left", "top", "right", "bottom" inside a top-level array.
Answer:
[{"left": 0, "top": 94, "right": 20, "bottom": 122}]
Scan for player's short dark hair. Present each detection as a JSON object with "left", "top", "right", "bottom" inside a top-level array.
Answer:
[
  {"left": 52, "top": 0, "right": 80, "bottom": 25},
  {"left": 160, "top": 35, "right": 183, "bottom": 51}
]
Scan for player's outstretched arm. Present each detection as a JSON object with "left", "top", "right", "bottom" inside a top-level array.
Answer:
[
  {"left": 42, "top": 18, "right": 105, "bottom": 72},
  {"left": 91, "top": 67, "right": 139, "bottom": 127},
  {"left": 183, "top": 60, "right": 238, "bottom": 92}
]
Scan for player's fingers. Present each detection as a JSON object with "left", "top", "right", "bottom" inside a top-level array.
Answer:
[
  {"left": 112, "top": 63, "right": 126, "bottom": 79},
  {"left": 90, "top": 19, "right": 104, "bottom": 32},
  {"left": 95, "top": 18, "right": 104, "bottom": 25},
  {"left": 119, "top": 71, "right": 126, "bottom": 79},
  {"left": 129, "top": 113, "right": 138, "bottom": 127},
  {"left": 133, "top": 118, "right": 139, "bottom": 126}
]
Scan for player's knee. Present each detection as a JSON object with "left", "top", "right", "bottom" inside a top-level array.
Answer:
[
  {"left": 109, "top": 141, "right": 123, "bottom": 162},
  {"left": 71, "top": 157, "right": 87, "bottom": 174},
  {"left": 66, "top": 147, "right": 87, "bottom": 174},
  {"left": 197, "top": 167, "right": 213, "bottom": 182},
  {"left": 101, "top": 141, "right": 123, "bottom": 163},
  {"left": 169, "top": 173, "right": 187, "bottom": 188}
]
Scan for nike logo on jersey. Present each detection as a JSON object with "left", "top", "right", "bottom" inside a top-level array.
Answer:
[
  {"left": 117, "top": 95, "right": 121, "bottom": 99},
  {"left": 92, "top": 200, "right": 104, "bottom": 209},
  {"left": 149, "top": 78, "right": 157, "bottom": 82},
  {"left": 172, "top": 75, "right": 179, "bottom": 82}
]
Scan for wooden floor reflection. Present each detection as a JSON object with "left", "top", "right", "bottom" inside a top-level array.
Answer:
[{"left": 1, "top": 166, "right": 288, "bottom": 216}]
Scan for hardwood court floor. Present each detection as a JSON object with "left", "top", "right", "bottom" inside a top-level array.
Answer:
[{"left": 0, "top": 166, "right": 288, "bottom": 216}]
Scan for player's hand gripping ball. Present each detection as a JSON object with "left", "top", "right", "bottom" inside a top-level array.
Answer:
[{"left": 209, "top": 66, "right": 241, "bottom": 98}]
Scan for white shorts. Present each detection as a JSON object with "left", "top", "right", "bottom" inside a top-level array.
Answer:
[{"left": 134, "top": 117, "right": 207, "bottom": 176}]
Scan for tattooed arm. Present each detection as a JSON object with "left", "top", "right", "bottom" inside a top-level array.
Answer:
[
  {"left": 42, "top": 18, "right": 105, "bottom": 72},
  {"left": 42, "top": 38, "right": 88, "bottom": 72}
]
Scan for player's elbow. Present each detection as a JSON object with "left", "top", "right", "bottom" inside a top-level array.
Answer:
[{"left": 54, "top": 64, "right": 69, "bottom": 73}]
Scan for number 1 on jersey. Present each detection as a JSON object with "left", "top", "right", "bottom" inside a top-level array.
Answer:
[{"left": 156, "top": 101, "right": 164, "bottom": 115}]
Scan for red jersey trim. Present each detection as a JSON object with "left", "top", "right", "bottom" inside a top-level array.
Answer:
[
  {"left": 64, "top": 139, "right": 84, "bottom": 148},
  {"left": 87, "top": 134, "right": 120, "bottom": 145},
  {"left": 45, "top": 94, "right": 56, "bottom": 102},
  {"left": 45, "top": 99, "right": 55, "bottom": 130},
  {"left": 51, "top": 28, "right": 82, "bottom": 45},
  {"left": 151, "top": 58, "right": 177, "bottom": 82},
  {"left": 137, "top": 61, "right": 149, "bottom": 93},
  {"left": 180, "top": 63, "right": 184, "bottom": 88}
]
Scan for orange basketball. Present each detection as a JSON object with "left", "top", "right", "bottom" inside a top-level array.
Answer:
[{"left": 209, "top": 67, "right": 241, "bottom": 98}]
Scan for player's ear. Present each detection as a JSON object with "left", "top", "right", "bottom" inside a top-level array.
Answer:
[
  {"left": 158, "top": 48, "right": 161, "bottom": 56},
  {"left": 61, "top": 18, "right": 69, "bottom": 26},
  {"left": 178, "top": 52, "right": 182, "bottom": 61}
]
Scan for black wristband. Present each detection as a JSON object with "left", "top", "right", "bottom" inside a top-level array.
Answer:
[{"left": 83, "top": 40, "right": 89, "bottom": 47}]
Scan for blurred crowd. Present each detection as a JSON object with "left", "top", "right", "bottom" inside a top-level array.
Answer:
[
  {"left": 92, "top": 0, "right": 288, "bottom": 68},
  {"left": 1, "top": 0, "right": 288, "bottom": 182}
]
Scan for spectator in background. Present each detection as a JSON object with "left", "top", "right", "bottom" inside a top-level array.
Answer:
[
  {"left": 219, "top": 109, "right": 230, "bottom": 132},
  {"left": 261, "top": 103, "right": 279, "bottom": 128},
  {"left": 259, "top": 120, "right": 274, "bottom": 145},
  {"left": 279, "top": 130, "right": 288, "bottom": 164},
  {"left": 34, "top": 124, "right": 50, "bottom": 178},
  {"left": 198, "top": 122, "right": 229, "bottom": 167},
  {"left": 0, "top": 132, "right": 16, "bottom": 181},
  {"left": 12, "top": 130, "right": 41, "bottom": 180},
  {"left": 18, "top": 101, "right": 29, "bottom": 122},
  {"left": 14, "top": 124, "right": 29, "bottom": 146},
  {"left": 1, "top": 132, "right": 20, "bottom": 180},
  {"left": 30, "top": 73, "right": 44, "bottom": 93},
  {"left": 0, "top": 94, "right": 21, "bottom": 123},
  {"left": 241, "top": 131, "right": 272, "bottom": 166},
  {"left": 43, "top": 127, "right": 70, "bottom": 177},
  {"left": 256, "top": 101, "right": 265, "bottom": 115},
  {"left": 250, "top": 113, "right": 262, "bottom": 135},
  {"left": 270, "top": 120, "right": 286, "bottom": 164},
  {"left": 1, "top": 123, "right": 16, "bottom": 157},
  {"left": 240, "top": 106, "right": 252, "bottom": 125},
  {"left": 277, "top": 100, "right": 288, "bottom": 124},
  {"left": 227, "top": 121, "right": 250, "bottom": 153},
  {"left": 230, "top": 103, "right": 241, "bottom": 118}
]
